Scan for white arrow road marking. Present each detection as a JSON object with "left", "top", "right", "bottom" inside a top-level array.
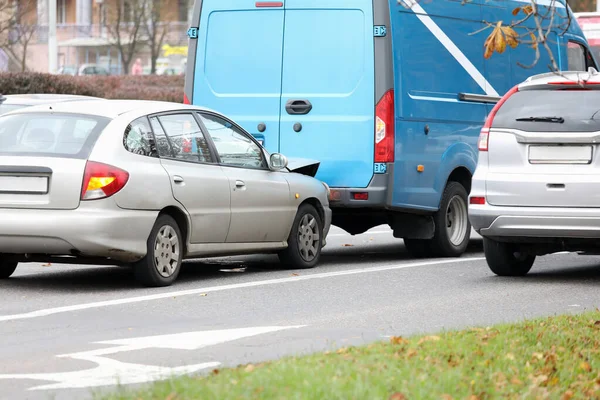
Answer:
[{"left": 0, "top": 325, "right": 305, "bottom": 391}]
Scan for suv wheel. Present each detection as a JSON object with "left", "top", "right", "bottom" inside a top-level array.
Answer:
[
  {"left": 429, "top": 181, "right": 471, "bottom": 257},
  {"left": 483, "top": 237, "right": 535, "bottom": 276},
  {"left": 278, "top": 204, "right": 323, "bottom": 269},
  {"left": 134, "top": 215, "right": 183, "bottom": 287},
  {"left": 0, "top": 260, "right": 18, "bottom": 279}
]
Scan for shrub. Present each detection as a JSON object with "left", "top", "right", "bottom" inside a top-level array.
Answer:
[{"left": 0, "top": 73, "right": 184, "bottom": 103}]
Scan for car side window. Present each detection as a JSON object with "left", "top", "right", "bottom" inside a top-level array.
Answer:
[
  {"left": 197, "top": 113, "right": 266, "bottom": 169},
  {"left": 156, "top": 113, "right": 213, "bottom": 163},
  {"left": 123, "top": 117, "right": 156, "bottom": 157},
  {"left": 568, "top": 42, "right": 587, "bottom": 71},
  {"left": 148, "top": 116, "right": 174, "bottom": 157}
]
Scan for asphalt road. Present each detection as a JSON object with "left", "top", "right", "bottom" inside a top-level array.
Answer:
[{"left": 2, "top": 226, "right": 600, "bottom": 400}]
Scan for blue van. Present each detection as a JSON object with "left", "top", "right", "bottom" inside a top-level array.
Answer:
[{"left": 184, "top": 0, "right": 596, "bottom": 257}]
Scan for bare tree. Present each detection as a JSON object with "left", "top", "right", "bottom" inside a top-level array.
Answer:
[
  {"left": 105, "top": 0, "right": 146, "bottom": 74},
  {"left": 141, "top": 0, "right": 170, "bottom": 74},
  {"left": 399, "top": 0, "right": 576, "bottom": 73},
  {"left": 0, "top": 0, "right": 37, "bottom": 72}
]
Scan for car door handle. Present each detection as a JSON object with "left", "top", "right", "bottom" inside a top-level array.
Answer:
[
  {"left": 235, "top": 180, "right": 246, "bottom": 188},
  {"left": 173, "top": 175, "right": 184, "bottom": 184},
  {"left": 285, "top": 99, "right": 312, "bottom": 115}
]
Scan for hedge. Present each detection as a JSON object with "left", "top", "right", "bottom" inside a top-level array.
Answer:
[{"left": 0, "top": 73, "right": 184, "bottom": 103}]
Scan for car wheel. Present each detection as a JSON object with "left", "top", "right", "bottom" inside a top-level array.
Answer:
[
  {"left": 429, "top": 181, "right": 471, "bottom": 257},
  {"left": 134, "top": 215, "right": 183, "bottom": 287},
  {"left": 483, "top": 237, "right": 535, "bottom": 276},
  {"left": 403, "top": 239, "right": 433, "bottom": 258},
  {"left": 0, "top": 260, "right": 18, "bottom": 279},
  {"left": 278, "top": 204, "right": 323, "bottom": 269}
]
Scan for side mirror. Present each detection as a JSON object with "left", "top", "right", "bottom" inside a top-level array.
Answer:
[{"left": 269, "top": 153, "right": 288, "bottom": 170}]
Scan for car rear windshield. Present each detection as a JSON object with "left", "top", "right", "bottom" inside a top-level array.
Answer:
[
  {"left": 493, "top": 89, "right": 600, "bottom": 132},
  {"left": 0, "top": 112, "right": 110, "bottom": 158}
]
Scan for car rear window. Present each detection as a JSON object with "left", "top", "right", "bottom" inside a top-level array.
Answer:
[
  {"left": 0, "top": 112, "right": 110, "bottom": 158},
  {"left": 493, "top": 89, "right": 600, "bottom": 132}
]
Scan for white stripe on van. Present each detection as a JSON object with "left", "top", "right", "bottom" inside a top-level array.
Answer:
[{"left": 400, "top": 0, "right": 500, "bottom": 97}]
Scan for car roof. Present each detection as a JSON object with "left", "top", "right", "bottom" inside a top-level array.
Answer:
[
  {"left": 519, "top": 68, "right": 600, "bottom": 89},
  {"left": 0, "top": 93, "right": 101, "bottom": 106},
  {"left": 9, "top": 99, "right": 213, "bottom": 119}
]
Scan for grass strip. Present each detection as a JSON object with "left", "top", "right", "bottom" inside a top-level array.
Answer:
[{"left": 101, "top": 311, "right": 600, "bottom": 400}]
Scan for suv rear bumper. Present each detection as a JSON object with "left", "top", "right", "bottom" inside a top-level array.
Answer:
[{"left": 470, "top": 204, "right": 600, "bottom": 238}]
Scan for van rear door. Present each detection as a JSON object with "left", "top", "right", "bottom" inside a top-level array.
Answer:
[
  {"left": 279, "top": 0, "right": 375, "bottom": 188},
  {"left": 191, "top": 0, "right": 285, "bottom": 149}
]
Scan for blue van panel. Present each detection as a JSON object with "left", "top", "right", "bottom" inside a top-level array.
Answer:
[
  {"left": 279, "top": 0, "right": 375, "bottom": 188},
  {"left": 192, "top": 0, "right": 284, "bottom": 149}
]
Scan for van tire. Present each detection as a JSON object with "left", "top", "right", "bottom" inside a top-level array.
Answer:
[
  {"left": 483, "top": 237, "right": 535, "bottom": 276},
  {"left": 0, "top": 260, "right": 18, "bottom": 279},
  {"left": 278, "top": 204, "right": 323, "bottom": 269},
  {"left": 403, "top": 239, "right": 432, "bottom": 258},
  {"left": 134, "top": 215, "right": 183, "bottom": 287},
  {"left": 429, "top": 181, "right": 471, "bottom": 257}
]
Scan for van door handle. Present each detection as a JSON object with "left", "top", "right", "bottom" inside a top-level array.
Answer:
[
  {"left": 173, "top": 175, "right": 184, "bottom": 184},
  {"left": 285, "top": 99, "right": 312, "bottom": 115}
]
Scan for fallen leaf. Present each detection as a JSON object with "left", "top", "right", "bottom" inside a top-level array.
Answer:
[
  {"left": 165, "top": 393, "right": 178, "bottom": 400},
  {"left": 199, "top": 293, "right": 207, "bottom": 297},
  {"left": 406, "top": 348, "right": 418, "bottom": 358},
  {"left": 505, "top": 353, "right": 515, "bottom": 360},
  {"left": 594, "top": 320, "right": 600, "bottom": 326},
  {"left": 212, "top": 369, "right": 219, "bottom": 375},
  {"left": 337, "top": 347, "right": 349, "bottom": 354},
  {"left": 390, "top": 336, "right": 408, "bottom": 345},
  {"left": 42, "top": 263, "right": 52, "bottom": 267},
  {"left": 511, "top": 376, "right": 523, "bottom": 385},
  {"left": 468, "top": 396, "right": 480, "bottom": 400},
  {"left": 581, "top": 361, "right": 592, "bottom": 372},
  {"left": 245, "top": 364, "right": 255, "bottom": 372},
  {"left": 561, "top": 390, "right": 574, "bottom": 400},
  {"left": 291, "top": 273, "right": 299, "bottom": 276},
  {"left": 342, "top": 244, "right": 354, "bottom": 247},
  {"left": 441, "top": 395, "right": 453, "bottom": 400},
  {"left": 388, "top": 393, "right": 406, "bottom": 400},
  {"left": 418, "top": 335, "right": 441, "bottom": 345}
]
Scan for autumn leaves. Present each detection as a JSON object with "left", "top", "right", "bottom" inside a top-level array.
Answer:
[{"left": 483, "top": 6, "right": 538, "bottom": 60}]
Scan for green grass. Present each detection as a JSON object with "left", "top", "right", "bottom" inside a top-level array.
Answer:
[{"left": 101, "top": 311, "right": 600, "bottom": 400}]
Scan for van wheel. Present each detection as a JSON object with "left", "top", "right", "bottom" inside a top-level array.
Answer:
[
  {"left": 403, "top": 239, "right": 432, "bottom": 258},
  {"left": 483, "top": 237, "right": 535, "bottom": 276},
  {"left": 279, "top": 204, "right": 323, "bottom": 269},
  {"left": 134, "top": 215, "right": 183, "bottom": 287},
  {"left": 430, "top": 182, "right": 471, "bottom": 257},
  {"left": 0, "top": 260, "right": 18, "bottom": 279}
]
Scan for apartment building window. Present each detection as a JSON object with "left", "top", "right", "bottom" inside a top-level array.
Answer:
[
  {"left": 57, "top": 0, "right": 66, "bottom": 24},
  {"left": 178, "top": 0, "right": 188, "bottom": 22}
]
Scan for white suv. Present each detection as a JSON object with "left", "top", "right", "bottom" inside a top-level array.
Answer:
[{"left": 469, "top": 68, "right": 600, "bottom": 276}]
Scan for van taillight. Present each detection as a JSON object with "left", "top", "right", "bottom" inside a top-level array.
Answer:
[
  {"left": 375, "top": 89, "right": 395, "bottom": 163},
  {"left": 478, "top": 84, "right": 519, "bottom": 152},
  {"left": 183, "top": 93, "right": 190, "bottom": 105},
  {"left": 81, "top": 161, "right": 129, "bottom": 200}
]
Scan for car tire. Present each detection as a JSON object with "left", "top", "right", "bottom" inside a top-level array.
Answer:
[
  {"left": 278, "top": 203, "right": 323, "bottom": 269},
  {"left": 403, "top": 239, "right": 433, "bottom": 258},
  {"left": 483, "top": 237, "right": 535, "bottom": 276},
  {"left": 429, "top": 181, "right": 471, "bottom": 257},
  {"left": 0, "top": 260, "right": 18, "bottom": 279},
  {"left": 134, "top": 215, "right": 183, "bottom": 287}
]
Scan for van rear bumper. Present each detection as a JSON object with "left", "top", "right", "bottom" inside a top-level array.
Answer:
[{"left": 328, "top": 171, "right": 389, "bottom": 208}]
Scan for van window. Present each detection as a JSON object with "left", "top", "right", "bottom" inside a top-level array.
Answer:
[
  {"left": 568, "top": 42, "right": 587, "bottom": 71},
  {"left": 492, "top": 89, "right": 600, "bottom": 132}
]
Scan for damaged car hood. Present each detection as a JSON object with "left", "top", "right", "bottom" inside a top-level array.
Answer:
[{"left": 286, "top": 157, "right": 321, "bottom": 177}]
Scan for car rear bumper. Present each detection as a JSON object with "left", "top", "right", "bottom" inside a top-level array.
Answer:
[
  {"left": 0, "top": 200, "right": 158, "bottom": 262},
  {"left": 322, "top": 205, "right": 332, "bottom": 246},
  {"left": 469, "top": 204, "right": 600, "bottom": 238}
]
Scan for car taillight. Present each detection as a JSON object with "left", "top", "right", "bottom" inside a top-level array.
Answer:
[
  {"left": 183, "top": 93, "right": 191, "bottom": 104},
  {"left": 478, "top": 84, "right": 519, "bottom": 152},
  {"left": 81, "top": 161, "right": 129, "bottom": 200},
  {"left": 375, "top": 89, "right": 395, "bottom": 163}
]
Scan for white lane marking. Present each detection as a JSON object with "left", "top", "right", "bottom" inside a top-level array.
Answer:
[
  {"left": 400, "top": 0, "right": 499, "bottom": 97},
  {"left": 0, "top": 326, "right": 302, "bottom": 390},
  {"left": 0, "top": 257, "right": 484, "bottom": 323}
]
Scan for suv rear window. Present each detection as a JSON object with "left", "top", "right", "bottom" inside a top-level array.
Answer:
[
  {"left": 493, "top": 89, "right": 600, "bottom": 132},
  {"left": 0, "top": 112, "right": 110, "bottom": 158}
]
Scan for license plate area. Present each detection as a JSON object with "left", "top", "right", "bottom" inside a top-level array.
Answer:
[
  {"left": 528, "top": 145, "right": 593, "bottom": 165},
  {"left": 0, "top": 175, "right": 49, "bottom": 194}
]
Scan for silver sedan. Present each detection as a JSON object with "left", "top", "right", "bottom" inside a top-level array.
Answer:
[{"left": 0, "top": 100, "right": 332, "bottom": 287}]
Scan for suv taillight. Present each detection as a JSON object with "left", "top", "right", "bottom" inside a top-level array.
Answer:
[
  {"left": 375, "top": 89, "right": 395, "bottom": 163},
  {"left": 478, "top": 85, "right": 519, "bottom": 152},
  {"left": 81, "top": 161, "right": 129, "bottom": 200}
]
